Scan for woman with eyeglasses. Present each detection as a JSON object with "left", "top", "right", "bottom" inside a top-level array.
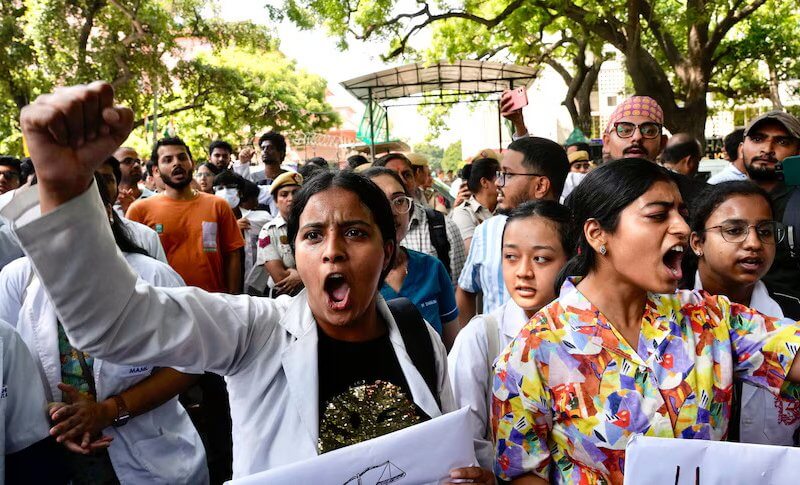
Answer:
[
  {"left": 687, "top": 181, "right": 800, "bottom": 446},
  {"left": 493, "top": 159, "right": 800, "bottom": 485},
  {"left": 364, "top": 167, "right": 460, "bottom": 350},
  {"left": 450, "top": 157, "right": 499, "bottom": 253},
  {"left": 194, "top": 162, "right": 221, "bottom": 194}
]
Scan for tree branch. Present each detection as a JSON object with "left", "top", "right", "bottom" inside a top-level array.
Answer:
[
  {"left": 708, "top": 0, "right": 768, "bottom": 52},
  {"left": 639, "top": 0, "right": 683, "bottom": 68}
]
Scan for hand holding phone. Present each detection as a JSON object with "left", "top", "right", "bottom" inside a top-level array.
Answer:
[{"left": 500, "top": 87, "right": 528, "bottom": 116}]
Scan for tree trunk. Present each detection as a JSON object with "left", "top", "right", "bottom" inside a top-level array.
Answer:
[
  {"left": 768, "top": 62, "right": 783, "bottom": 110},
  {"left": 624, "top": 45, "right": 708, "bottom": 145}
]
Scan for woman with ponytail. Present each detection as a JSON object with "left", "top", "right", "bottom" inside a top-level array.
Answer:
[
  {"left": 450, "top": 157, "right": 499, "bottom": 253},
  {"left": 493, "top": 158, "right": 800, "bottom": 485}
]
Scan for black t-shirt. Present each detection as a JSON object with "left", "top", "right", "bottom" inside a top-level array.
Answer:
[{"left": 317, "top": 327, "right": 427, "bottom": 453}]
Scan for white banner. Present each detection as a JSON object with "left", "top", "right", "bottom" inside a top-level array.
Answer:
[
  {"left": 624, "top": 435, "right": 800, "bottom": 484},
  {"left": 228, "top": 406, "right": 476, "bottom": 485}
]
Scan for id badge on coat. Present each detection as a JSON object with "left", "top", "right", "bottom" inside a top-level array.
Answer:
[{"left": 202, "top": 221, "right": 218, "bottom": 252}]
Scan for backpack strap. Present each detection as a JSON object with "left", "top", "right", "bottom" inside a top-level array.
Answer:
[
  {"left": 782, "top": 188, "right": 800, "bottom": 259},
  {"left": 424, "top": 208, "right": 451, "bottom": 276},
  {"left": 386, "top": 297, "right": 441, "bottom": 411},
  {"left": 482, "top": 314, "right": 500, "bottom": 441}
]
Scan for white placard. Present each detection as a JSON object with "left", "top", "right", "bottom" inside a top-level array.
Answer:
[
  {"left": 228, "top": 406, "right": 476, "bottom": 485},
  {"left": 624, "top": 435, "right": 800, "bottom": 484}
]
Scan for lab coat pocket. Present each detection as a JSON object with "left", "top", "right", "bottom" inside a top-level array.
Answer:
[{"left": 131, "top": 431, "right": 194, "bottom": 483}]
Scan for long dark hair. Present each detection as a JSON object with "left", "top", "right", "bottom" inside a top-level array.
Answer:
[
  {"left": 286, "top": 171, "right": 397, "bottom": 280},
  {"left": 502, "top": 200, "right": 575, "bottom": 295},
  {"left": 462, "top": 157, "right": 499, "bottom": 194},
  {"left": 556, "top": 158, "right": 675, "bottom": 289},
  {"left": 93, "top": 173, "right": 149, "bottom": 257},
  {"left": 678, "top": 180, "right": 774, "bottom": 288}
]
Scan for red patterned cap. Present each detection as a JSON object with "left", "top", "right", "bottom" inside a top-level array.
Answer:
[{"left": 606, "top": 96, "right": 664, "bottom": 133}]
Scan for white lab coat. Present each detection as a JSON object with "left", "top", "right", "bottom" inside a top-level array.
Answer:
[
  {"left": 694, "top": 272, "right": 800, "bottom": 446},
  {"left": 121, "top": 217, "right": 168, "bottom": 263},
  {"left": 1, "top": 183, "right": 455, "bottom": 479},
  {"left": 0, "top": 254, "right": 208, "bottom": 485},
  {"left": 447, "top": 299, "right": 528, "bottom": 469},
  {"left": 0, "top": 319, "right": 51, "bottom": 480}
]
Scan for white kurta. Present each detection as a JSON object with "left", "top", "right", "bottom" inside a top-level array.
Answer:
[
  {"left": 1, "top": 183, "right": 455, "bottom": 479},
  {"left": 447, "top": 299, "right": 529, "bottom": 469}
]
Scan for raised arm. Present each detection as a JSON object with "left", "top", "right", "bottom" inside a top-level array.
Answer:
[{"left": 5, "top": 83, "right": 283, "bottom": 375}]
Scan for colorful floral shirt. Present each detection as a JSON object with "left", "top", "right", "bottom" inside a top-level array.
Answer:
[{"left": 492, "top": 278, "right": 800, "bottom": 484}]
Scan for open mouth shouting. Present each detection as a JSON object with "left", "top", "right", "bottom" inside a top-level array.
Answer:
[
  {"left": 662, "top": 244, "right": 685, "bottom": 281},
  {"left": 324, "top": 273, "right": 352, "bottom": 310}
]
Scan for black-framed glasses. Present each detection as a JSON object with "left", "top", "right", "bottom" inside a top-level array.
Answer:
[
  {"left": 120, "top": 157, "right": 142, "bottom": 165},
  {"left": 704, "top": 221, "right": 786, "bottom": 244},
  {"left": 495, "top": 170, "right": 543, "bottom": 188},
  {"left": 613, "top": 121, "right": 662, "bottom": 139},
  {"left": 389, "top": 195, "right": 414, "bottom": 214}
]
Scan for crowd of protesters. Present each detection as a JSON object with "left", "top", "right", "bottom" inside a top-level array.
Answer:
[{"left": 1, "top": 81, "right": 800, "bottom": 485}]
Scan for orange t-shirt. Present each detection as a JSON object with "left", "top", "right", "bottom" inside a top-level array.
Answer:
[{"left": 127, "top": 192, "right": 245, "bottom": 292}]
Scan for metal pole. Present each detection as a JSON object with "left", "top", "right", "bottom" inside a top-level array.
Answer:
[
  {"left": 368, "top": 88, "right": 375, "bottom": 162},
  {"left": 497, "top": 99, "right": 502, "bottom": 151},
  {"left": 385, "top": 106, "right": 390, "bottom": 142}
]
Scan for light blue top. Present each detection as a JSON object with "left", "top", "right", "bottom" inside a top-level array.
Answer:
[
  {"left": 380, "top": 248, "right": 458, "bottom": 335},
  {"left": 457, "top": 214, "right": 509, "bottom": 313}
]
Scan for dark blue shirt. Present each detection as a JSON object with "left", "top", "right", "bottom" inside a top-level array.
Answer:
[{"left": 380, "top": 248, "right": 458, "bottom": 335}]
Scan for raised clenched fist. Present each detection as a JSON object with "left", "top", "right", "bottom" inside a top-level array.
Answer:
[{"left": 20, "top": 81, "right": 133, "bottom": 212}]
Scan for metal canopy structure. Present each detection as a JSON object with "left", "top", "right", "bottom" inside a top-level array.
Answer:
[{"left": 341, "top": 60, "right": 538, "bottom": 159}]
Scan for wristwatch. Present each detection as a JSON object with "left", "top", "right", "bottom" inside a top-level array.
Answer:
[{"left": 111, "top": 394, "right": 131, "bottom": 427}]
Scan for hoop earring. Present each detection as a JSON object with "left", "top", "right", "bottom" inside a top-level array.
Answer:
[{"left": 599, "top": 245, "right": 607, "bottom": 255}]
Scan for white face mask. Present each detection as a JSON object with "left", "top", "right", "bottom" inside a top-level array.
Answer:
[{"left": 216, "top": 187, "right": 240, "bottom": 208}]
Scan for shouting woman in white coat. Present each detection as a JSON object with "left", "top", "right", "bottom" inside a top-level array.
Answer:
[
  {"left": 0, "top": 174, "right": 208, "bottom": 484},
  {"left": 2, "top": 82, "right": 493, "bottom": 484},
  {"left": 448, "top": 200, "right": 573, "bottom": 470}
]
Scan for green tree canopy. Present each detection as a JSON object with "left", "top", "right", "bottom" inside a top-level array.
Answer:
[
  {"left": 0, "top": 0, "right": 338, "bottom": 156},
  {"left": 441, "top": 140, "right": 462, "bottom": 172},
  {"left": 280, "top": 0, "right": 800, "bottom": 141}
]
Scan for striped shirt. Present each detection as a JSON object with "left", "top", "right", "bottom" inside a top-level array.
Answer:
[{"left": 457, "top": 214, "right": 509, "bottom": 313}]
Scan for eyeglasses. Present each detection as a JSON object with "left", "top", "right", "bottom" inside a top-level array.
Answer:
[
  {"left": 612, "top": 122, "right": 662, "bottom": 139},
  {"left": 704, "top": 221, "right": 786, "bottom": 244},
  {"left": 194, "top": 172, "right": 214, "bottom": 179},
  {"left": 495, "top": 170, "right": 543, "bottom": 188},
  {"left": 120, "top": 157, "right": 141, "bottom": 165},
  {"left": 0, "top": 170, "right": 20, "bottom": 181},
  {"left": 389, "top": 195, "right": 414, "bottom": 214}
]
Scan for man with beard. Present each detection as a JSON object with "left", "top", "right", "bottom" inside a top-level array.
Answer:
[
  {"left": 127, "top": 137, "right": 244, "bottom": 293},
  {"left": 126, "top": 137, "right": 244, "bottom": 483},
  {"left": 456, "top": 137, "right": 568, "bottom": 325},
  {"left": 741, "top": 111, "right": 800, "bottom": 300},
  {"left": 114, "top": 146, "right": 154, "bottom": 215},
  {"left": 602, "top": 95, "right": 707, "bottom": 204}
]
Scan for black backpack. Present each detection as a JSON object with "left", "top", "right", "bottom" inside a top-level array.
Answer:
[
  {"left": 424, "top": 208, "right": 451, "bottom": 277},
  {"left": 386, "top": 297, "right": 441, "bottom": 410}
]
